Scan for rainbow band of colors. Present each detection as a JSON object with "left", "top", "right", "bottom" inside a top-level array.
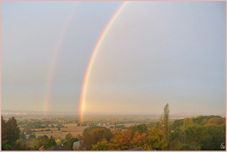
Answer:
[
  {"left": 79, "top": 1, "right": 128, "bottom": 123},
  {"left": 44, "top": 4, "right": 78, "bottom": 115}
]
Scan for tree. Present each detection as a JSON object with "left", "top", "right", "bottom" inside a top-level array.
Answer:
[
  {"left": 1, "top": 117, "right": 20, "bottom": 150},
  {"left": 170, "top": 115, "right": 226, "bottom": 150},
  {"left": 147, "top": 127, "right": 165, "bottom": 150},
  {"left": 185, "top": 124, "right": 211, "bottom": 148},
  {"left": 109, "top": 130, "right": 132, "bottom": 150},
  {"left": 44, "top": 136, "right": 56, "bottom": 148},
  {"left": 65, "top": 133, "right": 73, "bottom": 141},
  {"left": 20, "top": 142, "right": 31, "bottom": 150},
  {"left": 92, "top": 139, "right": 111, "bottom": 150},
  {"left": 29, "top": 134, "right": 36, "bottom": 140},
  {"left": 63, "top": 133, "right": 79, "bottom": 149},
  {"left": 130, "top": 131, "right": 147, "bottom": 149},
  {"left": 206, "top": 117, "right": 225, "bottom": 126},
  {"left": 2, "top": 116, "right": 7, "bottom": 140},
  {"left": 32, "top": 139, "right": 41, "bottom": 150},
  {"left": 65, "top": 137, "right": 79, "bottom": 149},
  {"left": 56, "top": 139, "right": 63, "bottom": 146},
  {"left": 171, "top": 119, "right": 184, "bottom": 130},
  {"left": 31, "top": 135, "right": 49, "bottom": 150},
  {"left": 183, "top": 118, "right": 193, "bottom": 129},
  {"left": 202, "top": 125, "right": 225, "bottom": 150},
  {"left": 128, "top": 124, "right": 147, "bottom": 136},
  {"left": 160, "top": 104, "right": 171, "bottom": 149},
  {"left": 19, "top": 132, "right": 26, "bottom": 140},
  {"left": 80, "top": 127, "right": 113, "bottom": 150},
  {"left": 2, "top": 140, "right": 12, "bottom": 150}
]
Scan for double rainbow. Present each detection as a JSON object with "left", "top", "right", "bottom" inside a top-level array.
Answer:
[{"left": 43, "top": 2, "right": 128, "bottom": 121}]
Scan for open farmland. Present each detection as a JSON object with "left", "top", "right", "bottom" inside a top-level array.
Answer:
[
  {"left": 32, "top": 124, "right": 87, "bottom": 139},
  {"left": 32, "top": 123, "right": 137, "bottom": 139}
]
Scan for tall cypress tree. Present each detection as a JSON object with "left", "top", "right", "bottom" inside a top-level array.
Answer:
[{"left": 160, "top": 104, "right": 171, "bottom": 149}]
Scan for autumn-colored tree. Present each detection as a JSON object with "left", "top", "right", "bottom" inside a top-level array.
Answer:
[
  {"left": 32, "top": 135, "right": 51, "bottom": 150},
  {"left": 109, "top": 130, "right": 132, "bottom": 150},
  {"left": 40, "top": 135, "right": 48, "bottom": 144},
  {"left": 130, "top": 131, "right": 148, "bottom": 149},
  {"left": 206, "top": 117, "right": 225, "bottom": 126},
  {"left": 32, "top": 139, "right": 41, "bottom": 150},
  {"left": 92, "top": 139, "right": 112, "bottom": 150},
  {"left": 55, "top": 139, "right": 63, "bottom": 146},
  {"left": 92, "top": 130, "right": 151, "bottom": 150},
  {"left": 80, "top": 127, "right": 113, "bottom": 150},
  {"left": 20, "top": 142, "right": 31, "bottom": 150},
  {"left": 147, "top": 127, "right": 166, "bottom": 150},
  {"left": 204, "top": 123, "right": 219, "bottom": 127}
]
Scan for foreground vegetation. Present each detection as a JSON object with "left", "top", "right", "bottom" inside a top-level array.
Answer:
[
  {"left": 78, "top": 104, "right": 225, "bottom": 150},
  {"left": 1, "top": 104, "right": 226, "bottom": 150}
]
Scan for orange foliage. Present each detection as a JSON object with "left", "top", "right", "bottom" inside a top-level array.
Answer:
[
  {"left": 92, "top": 127, "right": 167, "bottom": 150},
  {"left": 130, "top": 131, "right": 147, "bottom": 148},
  {"left": 204, "top": 123, "right": 219, "bottom": 127},
  {"left": 207, "top": 117, "right": 225, "bottom": 126},
  {"left": 110, "top": 130, "right": 132, "bottom": 150}
]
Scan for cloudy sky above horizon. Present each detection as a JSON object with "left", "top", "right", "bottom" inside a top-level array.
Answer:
[{"left": 1, "top": 1, "right": 226, "bottom": 116}]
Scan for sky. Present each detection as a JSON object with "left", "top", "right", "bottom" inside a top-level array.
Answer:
[{"left": 1, "top": 1, "right": 226, "bottom": 116}]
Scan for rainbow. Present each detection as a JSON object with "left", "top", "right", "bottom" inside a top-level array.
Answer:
[
  {"left": 44, "top": 4, "right": 78, "bottom": 116},
  {"left": 79, "top": 1, "right": 128, "bottom": 123}
]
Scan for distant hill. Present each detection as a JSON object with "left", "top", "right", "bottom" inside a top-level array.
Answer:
[{"left": 172, "top": 115, "right": 226, "bottom": 130}]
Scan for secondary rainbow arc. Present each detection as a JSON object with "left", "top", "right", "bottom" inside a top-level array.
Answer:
[
  {"left": 79, "top": 2, "right": 128, "bottom": 123},
  {"left": 44, "top": 4, "right": 78, "bottom": 116}
]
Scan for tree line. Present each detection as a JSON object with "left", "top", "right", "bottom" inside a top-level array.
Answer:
[
  {"left": 77, "top": 104, "right": 225, "bottom": 150},
  {"left": 1, "top": 104, "right": 226, "bottom": 150},
  {"left": 1, "top": 116, "right": 78, "bottom": 150}
]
